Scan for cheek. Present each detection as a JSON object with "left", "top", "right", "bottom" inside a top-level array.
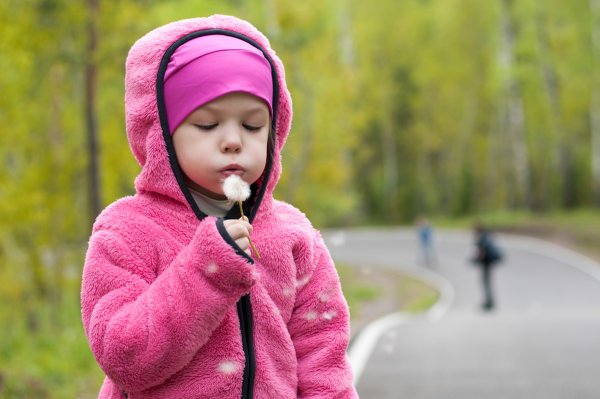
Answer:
[
  {"left": 247, "top": 136, "right": 269, "bottom": 181},
  {"left": 256, "top": 137, "right": 269, "bottom": 165},
  {"left": 176, "top": 141, "right": 209, "bottom": 176}
]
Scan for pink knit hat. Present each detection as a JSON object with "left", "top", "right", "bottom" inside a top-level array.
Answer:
[{"left": 163, "top": 34, "right": 273, "bottom": 133}]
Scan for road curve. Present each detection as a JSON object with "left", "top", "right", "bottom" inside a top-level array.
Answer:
[{"left": 324, "top": 228, "right": 600, "bottom": 399}]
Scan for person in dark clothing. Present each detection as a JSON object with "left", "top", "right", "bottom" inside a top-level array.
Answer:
[{"left": 472, "top": 224, "right": 503, "bottom": 311}]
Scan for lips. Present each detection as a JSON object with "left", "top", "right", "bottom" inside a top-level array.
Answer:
[{"left": 220, "top": 164, "right": 245, "bottom": 177}]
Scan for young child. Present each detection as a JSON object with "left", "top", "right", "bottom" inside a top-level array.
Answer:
[{"left": 81, "top": 15, "right": 358, "bottom": 399}]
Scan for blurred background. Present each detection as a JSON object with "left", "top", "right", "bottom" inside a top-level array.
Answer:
[{"left": 1, "top": 0, "right": 599, "bottom": 397}]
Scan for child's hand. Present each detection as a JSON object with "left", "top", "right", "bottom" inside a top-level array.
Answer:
[{"left": 223, "top": 219, "right": 253, "bottom": 257}]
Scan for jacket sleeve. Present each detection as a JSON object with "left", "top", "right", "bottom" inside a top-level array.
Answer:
[
  {"left": 81, "top": 217, "right": 255, "bottom": 392},
  {"left": 287, "top": 230, "right": 358, "bottom": 398}
]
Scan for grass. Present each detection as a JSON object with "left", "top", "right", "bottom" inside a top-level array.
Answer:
[
  {"left": 0, "top": 298, "right": 104, "bottom": 398},
  {"left": 336, "top": 263, "right": 439, "bottom": 333},
  {"left": 396, "top": 275, "right": 439, "bottom": 313}
]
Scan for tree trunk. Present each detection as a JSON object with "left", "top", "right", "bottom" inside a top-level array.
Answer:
[
  {"left": 86, "top": 0, "right": 101, "bottom": 224},
  {"left": 590, "top": 0, "right": 600, "bottom": 204},
  {"left": 286, "top": 57, "right": 315, "bottom": 204},
  {"left": 498, "top": 0, "right": 530, "bottom": 208},
  {"left": 455, "top": 91, "right": 478, "bottom": 214},
  {"left": 338, "top": 0, "right": 355, "bottom": 68},
  {"left": 381, "top": 84, "right": 399, "bottom": 220},
  {"left": 534, "top": 0, "right": 564, "bottom": 209},
  {"left": 264, "top": 0, "right": 280, "bottom": 39}
]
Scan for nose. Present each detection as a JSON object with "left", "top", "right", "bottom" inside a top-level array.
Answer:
[{"left": 220, "top": 126, "right": 242, "bottom": 153}]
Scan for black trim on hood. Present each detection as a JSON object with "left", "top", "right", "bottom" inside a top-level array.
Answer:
[{"left": 156, "top": 29, "right": 280, "bottom": 224}]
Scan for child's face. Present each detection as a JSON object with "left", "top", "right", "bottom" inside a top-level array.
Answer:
[{"left": 172, "top": 92, "right": 270, "bottom": 200}]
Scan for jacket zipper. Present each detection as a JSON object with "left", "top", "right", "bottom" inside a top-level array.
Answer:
[
  {"left": 237, "top": 294, "right": 255, "bottom": 399},
  {"left": 215, "top": 218, "right": 256, "bottom": 399}
]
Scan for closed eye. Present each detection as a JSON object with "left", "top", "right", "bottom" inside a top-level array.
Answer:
[
  {"left": 243, "top": 123, "right": 263, "bottom": 132},
  {"left": 194, "top": 123, "right": 218, "bottom": 130}
]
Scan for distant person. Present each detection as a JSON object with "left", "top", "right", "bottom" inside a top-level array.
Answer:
[
  {"left": 471, "top": 224, "right": 503, "bottom": 311},
  {"left": 416, "top": 216, "right": 436, "bottom": 267}
]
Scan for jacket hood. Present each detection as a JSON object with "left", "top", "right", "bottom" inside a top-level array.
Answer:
[{"left": 124, "top": 15, "right": 292, "bottom": 221}]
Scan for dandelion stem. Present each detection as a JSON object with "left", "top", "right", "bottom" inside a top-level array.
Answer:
[{"left": 238, "top": 201, "right": 260, "bottom": 258}]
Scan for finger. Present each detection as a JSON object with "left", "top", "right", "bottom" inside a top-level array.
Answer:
[
  {"left": 235, "top": 237, "right": 250, "bottom": 250},
  {"left": 238, "top": 219, "right": 252, "bottom": 232},
  {"left": 223, "top": 219, "right": 238, "bottom": 228},
  {"left": 227, "top": 217, "right": 252, "bottom": 230},
  {"left": 229, "top": 229, "right": 248, "bottom": 242},
  {"left": 224, "top": 220, "right": 252, "bottom": 237}
]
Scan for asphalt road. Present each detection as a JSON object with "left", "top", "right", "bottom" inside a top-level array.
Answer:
[{"left": 323, "top": 228, "right": 600, "bottom": 399}]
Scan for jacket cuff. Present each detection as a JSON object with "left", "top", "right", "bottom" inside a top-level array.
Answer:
[{"left": 190, "top": 217, "right": 256, "bottom": 295}]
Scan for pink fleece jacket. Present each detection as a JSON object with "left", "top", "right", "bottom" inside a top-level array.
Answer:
[{"left": 81, "top": 15, "right": 358, "bottom": 399}]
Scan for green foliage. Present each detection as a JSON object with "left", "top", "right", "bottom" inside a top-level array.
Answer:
[
  {"left": 0, "top": 300, "right": 104, "bottom": 398},
  {"left": 1, "top": 0, "right": 600, "bottom": 396},
  {"left": 0, "top": 245, "right": 103, "bottom": 398}
]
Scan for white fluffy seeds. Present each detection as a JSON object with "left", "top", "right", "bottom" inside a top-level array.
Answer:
[{"left": 223, "top": 175, "right": 251, "bottom": 202}]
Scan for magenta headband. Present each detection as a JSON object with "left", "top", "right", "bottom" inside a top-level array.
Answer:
[{"left": 163, "top": 34, "right": 273, "bottom": 133}]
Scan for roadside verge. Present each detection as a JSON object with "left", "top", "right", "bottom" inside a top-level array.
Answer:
[{"left": 340, "top": 265, "right": 455, "bottom": 385}]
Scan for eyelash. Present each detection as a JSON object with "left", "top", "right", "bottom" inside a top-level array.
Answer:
[
  {"left": 243, "top": 124, "right": 262, "bottom": 132},
  {"left": 194, "top": 123, "right": 263, "bottom": 132},
  {"left": 194, "top": 123, "right": 217, "bottom": 130}
]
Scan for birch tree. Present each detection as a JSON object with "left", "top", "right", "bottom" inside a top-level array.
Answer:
[
  {"left": 534, "top": 0, "right": 563, "bottom": 209},
  {"left": 498, "top": 0, "right": 531, "bottom": 208},
  {"left": 86, "top": 0, "right": 101, "bottom": 223},
  {"left": 590, "top": 0, "right": 600, "bottom": 204}
]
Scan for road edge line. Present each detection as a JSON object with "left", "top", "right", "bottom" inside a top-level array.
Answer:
[{"left": 347, "top": 269, "right": 454, "bottom": 385}]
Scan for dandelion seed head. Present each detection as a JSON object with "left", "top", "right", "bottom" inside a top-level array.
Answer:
[{"left": 223, "top": 175, "right": 251, "bottom": 202}]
